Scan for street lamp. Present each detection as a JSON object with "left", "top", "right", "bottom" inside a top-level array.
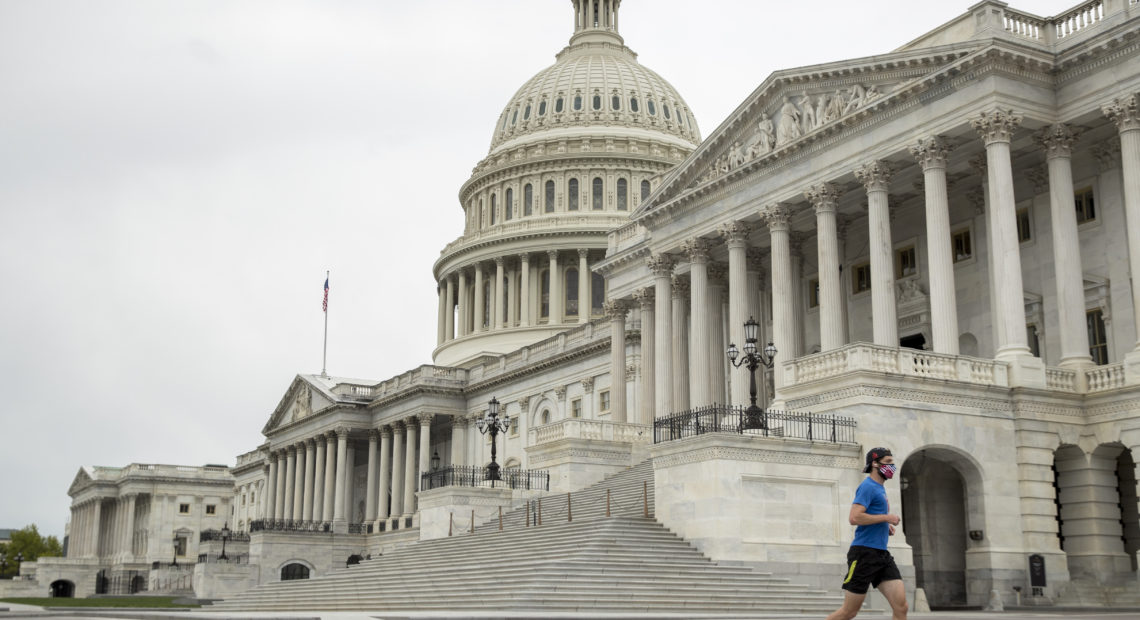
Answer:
[
  {"left": 1, "top": 557, "right": 7, "bottom": 579},
  {"left": 475, "top": 397, "right": 511, "bottom": 482},
  {"left": 15, "top": 553, "right": 22, "bottom": 576},
  {"left": 726, "top": 317, "right": 777, "bottom": 429},
  {"left": 218, "top": 523, "right": 231, "bottom": 561},
  {"left": 170, "top": 537, "right": 178, "bottom": 568},
  {"left": 430, "top": 451, "right": 441, "bottom": 472}
]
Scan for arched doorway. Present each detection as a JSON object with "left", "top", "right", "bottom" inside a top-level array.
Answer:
[
  {"left": 129, "top": 574, "right": 146, "bottom": 594},
  {"left": 901, "top": 446, "right": 986, "bottom": 608},
  {"left": 49, "top": 580, "right": 74, "bottom": 598},
  {"left": 94, "top": 569, "right": 109, "bottom": 595},
  {"left": 280, "top": 562, "right": 310, "bottom": 581}
]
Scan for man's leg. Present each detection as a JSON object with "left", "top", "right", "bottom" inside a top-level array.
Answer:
[
  {"left": 876, "top": 579, "right": 908, "bottom": 620},
  {"left": 826, "top": 591, "right": 866, "bottom": 620}
]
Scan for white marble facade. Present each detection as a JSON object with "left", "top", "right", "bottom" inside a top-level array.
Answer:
[{"left": 33, "top": 0, "right": 1140, "bottom": 609}]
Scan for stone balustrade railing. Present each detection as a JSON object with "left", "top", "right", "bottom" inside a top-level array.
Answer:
[
  {"left": 440, "top": 214, "right": 629, "bottom": 258},
  {"left": 1001, "top": 0, "right": 1110, "bottom": 45},
  {"left": 607, "top": 221, "right": 648, "bottom": 253},
  {"left": 1045, "top": 367, "right": 1078, "bottom": 392},
  {"left": 784, "top": 343, "right": 1010, "bottom": 388},
  {"left": 234, "top": 449, "right": 265, "bottom": 468},
  {"left": 1087, "top": 362, "right": 1126, "bottom": 393},
  {"left": 528, "top": 418, "right": 652, "bottom": 446}
]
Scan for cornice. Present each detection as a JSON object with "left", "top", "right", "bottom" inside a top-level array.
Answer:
[
  {"left": 364, "top": 384, "right": 466, "bottom": 412},
  {"left": 265, "top": 402, "right": 363, "bottom": 438},
  {"left": 436, "top": 228, "right": 616, "bottom": 276},
  {"left": 463, "top": 331, "right": 636, "bottom": 394},
  {"left": 593, "top": 244, "right": 651, "bottom": 276}
]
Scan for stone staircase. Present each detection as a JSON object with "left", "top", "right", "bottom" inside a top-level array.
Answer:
[
  {"left": 214, "top": 459, "right": 844, "bottom": 614},
  {"left": 1056, "top": 580, "right": 1140, "bottom": 608}
]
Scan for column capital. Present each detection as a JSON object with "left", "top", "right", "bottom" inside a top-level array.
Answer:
[
  {"left": 379, "top": 425, "right": 392, "bottom": 438},
  {"left": 681, "top": 238, "right": 711, "bottom": 263},
  {"left": 325, "top": 431, "right": 337, "bottom": 443},
  {"left": 971, "top": 108, "right": 1022, "bottom": 145},
  {"left": 286, "top": 444, "right": 297, "bottom": 455},
  {"left": 909, "top": 135, "right": 953, "bottom": 171},
  {"left": 1036, "top": 123, "right": 1078, "bottom": 159},
  {"left": 493, "top": 256, "right": 504, "bottom": 267},
  {"left": 707, "top": 262, "right": 728, "bottom": 287},
  {"left": 577, "top": 248, "right": 589, "bottom": 258},
  {"left": 804, "top": 182, "right": 841, "bottom": 213},
  {"left": 633, "top": 287, "right": 655, "bottom": 309},
  {"left": 761, "top": 203, "right": 793, "bottom": 231},
  {"left": 717, "top": 221, "right": 752, "bottom": 246},
  {"left": 267, "top": 452, "right": 278, "bottom": 464},
  {"left": 304, "top": 437, "right": 316, "bottom": 448},
  {"left": 334, "top": 426, "right": 350, "bottom": 439},
  {"left": 855, "top": 160, "right": 894, "bottom": 192},
  {"left": 419, "top": 413, "right": 435, "bottom": 427},
  {"left": 392, "top": 420, "right": 407, "bottom": 433},
  {"left": 518, "top": 395, "right": 531, "bottom": 411},
  {"left": 368, "top": 428, "right": 380, "bottom": 441},
  {"left": 603, "top": 299, "right": 630, "bottom": 320},
  {"left": 547, "top": 249, "right": 559, "bottom": 261},
  {"left": 647, "top": 253, "right": 674, "bottom": 277},
  {"left": 518, "top": 252, "right": 530, "bottom": 263},
  {"left": 1102, "top": 93, "right": 1140, "bottom": 133},
  {"left": 671, "top": 275, "right": 690, "bottom": 300}
]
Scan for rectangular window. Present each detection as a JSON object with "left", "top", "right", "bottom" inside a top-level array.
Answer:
[
  {"left": 205, "top": 504, "right": 216, "bottom": 515},
  {"left": 179, "top": 503, "right": 190, "bottom": 515},
  {"left": 240, "top": 495, "right": 246, "bottom": 506},
  {"left": 895, "top": 245, "right": 917, "bottom": 279},
  {"left": 599, "top": 390, "right": 611, "bottom": 412},
  {"left": 1088, "top": 309, "right": 1108, "bottom": 365},
  {"left": 1075, "top": 186, "right": 1096, "bottom": 224},
  {"left": 592, "top": 177, "right": 604, "bottom": 210},
  {"left": 568, "top": 179, "right": 579, "bottom": 211},
  {"left": 571, "top": 398, "right": 582, "bottom": 418},
  {"left": 1027, "top": 324, "right": 1040, "bottom": 358},
  {"left": 509, "top": 417, "right": 519, "bottom": 436},
  {"left": 808, "top": 278, "right": 819, "bottom": 309},
  {"left": 1017, "top": 208, "right": 1032, "bottom": 243},
  {"left": 852, "top": 263, "right": 871, "bottom": 294},
  {"left": 952, "top": 229, "right": 972, "bottom": 262}
]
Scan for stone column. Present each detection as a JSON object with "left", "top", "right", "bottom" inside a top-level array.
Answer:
[
  {"left": 634, "top": 287, "right": 655, "bottom": 425},
  {"left": 390, "top": 422, "right": 406, "bottom": 518},
  {"left": 519, "top": 253, "right": 531, "bottom": 327},
  {"left": 283, "top": 445, "right": 297, "bottom": 521},
  {"left": 474, "top": 265, "right": 486, "bottom": 333},
  {"left": 312, "top": 437, "right": 326, "bottom": 522},
  {"left": 720, "top": 223, "right": 751, "bottom": 406},
  {"left": 972, "top": 109, "right": 1031, "bottom": 359},
  {"left": 124, "top": 494, "right": 136, "bottom": 560},
  {"left": 764, "top": 206, "right": 795, "bottom": 392},
  {"left": 747, "top": 250, "right": 769, "bottom": 406},
  {"left": 649, "top": 255, "right": 674, "bottom": 416},
  {"left": 855, "top": 161, "right": 898, "bottom": 347},
  {"left": 445, "top": 276, "right": 455, "bottom": 341},
  {"left": 365, "top": 429, "right": 379, "bottom": 522},
  {"left": 332, "top": 428, "right": 348, "bottom": 526},
  {"left": 806, "top": 184, "right": 845, "bottom": 351},
  {"left": 292, "top": 442, "right": 306, "bottom": 520},
  {"left": 911, "top": 136, "right": 960, "bottom": 354},
  {"left": 456, "top": 270, "right": 467, "bottom": 337},
  {"left": 265, "top": 453, "right": 278, "bottom": 522},
  {"left": 90, "top": 500, "right": 102, "bottom": 558},
  {"left": 683, "top": 238, "right": 712, "bottom": 405},
  {"left": 275, "top": 449, "right": 287, "bottom": 520},
  {"left": 418, "top": 414, "right": 434, "bottom": 490},
  {"left": 836, "top": 218, "right": 851, "bottom": 344},
  {"left": 549, "top": 251, "right": 563, "bottom": 323},
  {"left": 578, "top": 249, "right": 591, "bottom": 324},
  {"left": 494, "top": 257, "right": 506, "bottom": 330},
  {"left": 450, "top": 415, "right": 466, "bottom": 467},
  {"left": 707, "top": 262, "right": 728, "bottom": 404},
  {"left": 1055, "top": 446, "right": 1132, "bottom": 581},
  {"left": 1102, "top": 94, "right": 1140, "bottom": 351},
  {"left": 507, "top": 264, "right": 518, "bottom": 327},
  {"left": 1038, "top": 124, "right": 1094, "bottom": 367},
  {"left": 302, "top": 439, "right": 316, "bottom": 521},
  {"left": 377, "top": 426, "right": 392, "bottom": 522},
  {"left": 322, "top": 433, "right": 336, "bottom": 522},
  {"left": 437, "top": 281, "right": 446, "bottom": 345},
  {"left": 403, "top": 418, "right": 418, "bottom": 515},
  {"left": 1014, "top": 426, "right": 1070, "bottom": 589},
  {"left": 605, "top": 300, "right": 629, "bottom": 422},
  {"left": 672, "top": 276, "right": 690, "bottom": 408},
  {"left": 345, "top": 442, "right": 356, "bottom": 523}
]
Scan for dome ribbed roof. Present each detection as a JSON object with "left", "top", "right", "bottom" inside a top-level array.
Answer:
[{"left": 488, "top": 42, "right": 700, "bottom": 155}]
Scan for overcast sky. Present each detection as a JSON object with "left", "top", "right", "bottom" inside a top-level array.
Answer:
[{"left": 0, "top": 0, "right": 1082, "bottom": 540}]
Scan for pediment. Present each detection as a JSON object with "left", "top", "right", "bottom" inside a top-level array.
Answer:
[
  {"left": 262, "top": 375, "right": 335, "bottom": 435},
  {"left": 67, "top": 467, "right": 95, "bottom": 497}
]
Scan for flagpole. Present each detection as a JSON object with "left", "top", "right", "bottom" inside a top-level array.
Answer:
[{"left": 322, "top": 270, "right": 329, "bottom": 378}]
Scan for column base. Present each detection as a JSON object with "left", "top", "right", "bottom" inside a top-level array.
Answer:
[
  {"left": 998, "top": 351, "right": 1046, "bottom": 389},
  {"left": 331, "top": 519, "right": 348, "bottom": 534},
  {"left": 1058, "top": 356, "right": 1095, "bottom": 370}
]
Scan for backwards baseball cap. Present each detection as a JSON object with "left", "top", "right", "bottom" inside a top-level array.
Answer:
[{"left": 864, "top": 447, "right": 893, "bottom": 473}]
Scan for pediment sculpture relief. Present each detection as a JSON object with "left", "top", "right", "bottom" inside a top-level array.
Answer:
[{"left": 290, "top": 384, "right": 312, "bottom": 422}]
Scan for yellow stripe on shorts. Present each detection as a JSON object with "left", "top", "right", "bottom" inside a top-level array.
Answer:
[{"left": 843, "top": 560, "right": 858, "bottom": 584}]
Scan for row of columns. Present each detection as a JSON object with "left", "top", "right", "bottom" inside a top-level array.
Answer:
[
  {"left": 437, "top": 249, "right": 596, "bottom": 345},
  {"left": 66, "top": 495, "right": 142, "bottom": 562},
  {"left": 68, "top": 498, "right": 102, "bottom": 559}
]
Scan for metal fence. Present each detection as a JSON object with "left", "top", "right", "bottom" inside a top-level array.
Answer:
[
  {"left": 196, "top": 553, "right": 249, "bottom": 564},
  {"left": 199, "top": 529, "right": 251, "bottom": 543},
  {"left": 248, "top": 519, "right": 331, "bottom": 533},
  {"left": 653, "top": 405, "right": 857, "bottom": 444},
  {"left": 421, "top": 465, "right": 550, "bottom": 491}
]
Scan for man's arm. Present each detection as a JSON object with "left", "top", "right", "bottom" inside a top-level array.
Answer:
[{"left": 849, "top": 503, "right": 900, "bottom": 526}]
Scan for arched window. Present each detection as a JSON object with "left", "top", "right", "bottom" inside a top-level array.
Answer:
[
  {"left": 647, "top": 99, "right": 657, "bottom": 116},
  {"left": 592, "top": 177, "right": 604, "bottom": 210},
  {"left": 573, "top": 94, "right": 582, "bottom": 111},
  {"left": 591, "top": 273, "right": 606, "bottom": 315},
  {"left": 490, "top": 194, "right": 497, "bottom": 225},
  {"left": 593, "top": 94, "right": 602, "bottom": 110},
  {"left": 568, "top": 178, "right": 579, "bottom": 211},
  {"left": 505, "top": 188, "right": 513, "bottom": 221},
  {"left": 664, "top": 103, "right": 671, "bottom": 120},
  {"left": 566, "top": 267, "right": 579, "bottom": 316},
  {"left": 540, "top": 270, "right": 550, "bottom": 319},
  {"left": 483, "top": 280, "right": 492, "bottom": 329},
  {"left": 524, "top": 184, "right": 533, "bottom": 216},
  {"left": 611, "top": 94, "right": 621, "bottom": 110},
  {"left": 541, "top": 409, "right": 551, "bottom": 425},
  {"left": 511, "top": 109, "right": 518, "bottom": 125},
  {"left": 538, "top": 100, "right": 546, "bottom": 116},
  {"left": 630, "top": 96, "right": 639, "bottom": 113},
  {"left": 545, "top": 180, "right": 555, "bottom": 213},
  {"left": 479, "top": 198, "right": 485, "bottom": 228},
  {"left": 523, "top": 104, "right": 531, "bottom": 120},
  {"left": 555, "top": 97, "right": 564, "bottom": 113},
  {"left": 641, "top": 180, "right": 651, "bottom": 202},
  {"left": 281, "top": 563, "right": 310, "bottom": 581},
  {"left": 617, "top": 179, "right": 628, "bottom": 211}
]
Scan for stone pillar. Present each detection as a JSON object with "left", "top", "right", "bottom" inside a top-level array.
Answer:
[
  {"left": 312, "top": 438, "right": 326, "bottom": 522},
  {"left": 649, "top": 255, "right": 674, "bottom": 416},
  {"left": 365, "top": 429, "right": 379, "bottom": 522},
  {"left": 302, "top": 439, "right": 316, "bottom": 521},
  {"left": 377, "top": 426, "right": 392, "bottom": 522},
  {"left": 390, "top": 422, "right": 406, "bottom": 518},
  {"left": 450, "top": 415, "right": 466, "bottom": 467},
  {"left": 605, "top": 300, "right": 629, "bottom": 422},
  {"left": 519, "top": 253, "right": 531, "bottom": 327},
  {"left": 672, "top": 276, "right": 690, "bottom": 408},
  {"left": 445, "top": 276, "right": 455, "bottom": 341},
  {"left": 507, "top": 264, "right": 518, "bottom": 327},
  {"left": 90, "top": 500, "right": 102, "bottom": 558},
  {"left": 332, "top": 428, "right": 348, "bottom": 526},
  {"left": 403, "top": 418, "right": 418, "bottom": 515},
  {"left": 292, "top": 442, "right": 305, "bottom": 520},
  {"left": 418, "top": 414, "right": 434, "bottom": 490},
  {"left": 345, "top": 442, "right": 356, "bottom": 523},
  {"left": 124, "top": 494, "right": 136, "bottom": 559},
  {"left": 283, "top": 445, "right": 297, "bottom": 521},
  {"left": 456, "top": 270, "right": 467, "bottom": 337},
  {"left": 1014, "top": 426, "right": 1070, "bottom": 589},
  {"left": 265, "top": 454, "right": 278, "bottom": 522},
  {"left": 275, "top": 450, "right": 287, "bottom": 520},
  {"left": 474, "top": 264, "right": 485, "bottom": 333},
  {"left": 746, "top": 250, "right": 769, "bottom": 406},
  {"left": 683, "top": 238, "right": 712, "bottom": 406},
  {"left": 549, "top": 251, "right": 563, "bottom": 324},
  {"left": 707, "top": 262, "right": 728, "bottom": 404},
  {"left": 972, "top": 109, "right": 1031, "bottom": 359},
  {"left": 764, "top": 206, "right": 794, "bottom": 392},
  {"left": 1102, "top": 94, "right": 1140, "bottom": 351},
  {"left": 578, "top": 249, "right": 591, "bottom": 324},
  {"left": 806, "top": 184, "right": 845, "bottom": 352},
  {"left": 494, "top": 257, "right": 506, "bottom": 330},
  {"left": 855, "top": 161, "right": 898, "bottom": 347},
  {"left": 1038, "top": 124, "right": 1094, "bottom": 367},
  {"left": 322, "top": 433, "right": 336, "bottom": 522},
  {"left": 720, "top": 223, "right": 751, "bottom": 406},
  {"left": 1055, "top": 446, "right": 1132, "bottom": 581},
  {"left": 911, "top": 136, "right": 960, "bottom": 354},
  {"left": 634, "top": 287, "right": 655, "bottom": 425},
  {"left": 437, "top": 281, "right": 446, "bottom": 345}
]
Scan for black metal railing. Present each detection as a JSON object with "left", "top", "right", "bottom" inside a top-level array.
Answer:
[
  {"left": 248, "top": 519, "right": 331, "bottom": 533},
  {"left": 199, "top": 529, "right": 251, "bottom": 543},
  {"left": 196, "top": 553, "right": 249, "bottom": 564},
  {"left": 421, "top": 465, "right": 550, "bottom": 491},
  {"left": 653, "top": 406, "right": 857, "bottom": 445},
  {"left": 347, "top": 523, "right": 372, "bottom": 534}
]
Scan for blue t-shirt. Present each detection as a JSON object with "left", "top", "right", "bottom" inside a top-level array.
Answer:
[{"left": 851, "top": 477, "right": 889, "bottom": 550}]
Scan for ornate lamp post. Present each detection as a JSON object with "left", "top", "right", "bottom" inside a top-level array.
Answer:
[
  {"left": 170, "top": 537, "right": 178, "bottom": 567},
  {"left": 1, "top": 556, "right": 8, "bottom": 578},
  {"left": 475, "top": 397, "right": 511, "bottom": 482},
  {"left": 430, "top": 451, "right": 441, "bottom": 472},
  {"left": 726, "top": 317, "right": 777, "bottom": 429},
  {"left": 14, "top": 552, "right": 21, "bottom": 574},
  {"left": 218, "top": 522, "right": 231, "bottom": 561}
]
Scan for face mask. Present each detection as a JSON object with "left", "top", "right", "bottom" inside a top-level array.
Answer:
[{"left": 878, "top": 463, "right": 896, "bottom": 479}]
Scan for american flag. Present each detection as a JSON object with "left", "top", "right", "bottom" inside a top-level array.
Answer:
[{"left": 322, "top": 276, "right": 329, "bottom": 312}]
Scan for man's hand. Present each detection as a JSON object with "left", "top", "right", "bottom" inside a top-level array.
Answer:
[
  {"left": 886, "top": 513, "right": 901, "bottom": 526},
  {"left": 888, "top": 523, "right": 896, "bottom": 536}
]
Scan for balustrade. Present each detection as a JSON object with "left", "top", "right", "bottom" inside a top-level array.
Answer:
[
  {"left": 527, "top": 418, "right": 652, "bottom": 446},
  {"left": 1087, "top": 363, "right": 1126, "bottom": 393}
]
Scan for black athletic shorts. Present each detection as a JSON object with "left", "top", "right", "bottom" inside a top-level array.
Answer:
[{"left": 841, "top": 545, "right": 901, "bottom": 594}]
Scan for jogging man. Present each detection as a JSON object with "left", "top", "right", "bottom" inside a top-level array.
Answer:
[{"left": 826, "top": 447, "right": 907, "bottom": 620}]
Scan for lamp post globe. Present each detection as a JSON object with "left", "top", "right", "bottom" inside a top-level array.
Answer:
[{"left": 726, "top": 317, "right": 777, "bottom": 430}]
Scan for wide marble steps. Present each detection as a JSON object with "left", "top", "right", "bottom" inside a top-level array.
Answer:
[{"left": 214, "top": 459, "right": 843, "bottom": 614}]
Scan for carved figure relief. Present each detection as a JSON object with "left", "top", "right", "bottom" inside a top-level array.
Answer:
[
  {"left": 290, "top": 384, "right": 312, "bottom": 422},
  {"left": 750, "top": 113, "right": 775, "bottom": 157},
  {"left": 800, "top": 92, "right": 817, "bottom": 133},
  {"left": 727, "top": 141, "right": 745, "bottom": 169},
  {"left": 776, "top": 97, "right": 802, "bottom": 146}
]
